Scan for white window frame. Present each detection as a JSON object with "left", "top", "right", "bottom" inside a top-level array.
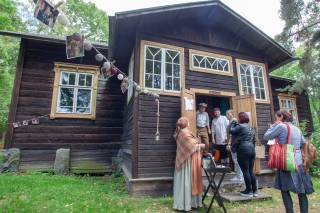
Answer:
[
  {"left": 50, "top": 63, "right": 99, "bottom": 120},
  {"left": 57, "top": 71, "right": 93, "bottom": 114},
  {"left": 236, "top": 59, "right": 270, "bottom": 103},
  {"left": 140, "top": 40, "right": 185, "bottom": 96},
  {"left": 189, "top": 49, "right": 233, "bottom": 76},
  {"left": 127, "top": 50, "right": 134, "bottom": 104},
  {"left": 278, "top": 94, "right": 299, "bottom": 125}
]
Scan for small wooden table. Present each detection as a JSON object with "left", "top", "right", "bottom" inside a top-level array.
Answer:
[{"left": 202, "top": 164, "right": 231, "bottom": 213}]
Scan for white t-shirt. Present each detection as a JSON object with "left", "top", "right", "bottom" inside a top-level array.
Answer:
[{"left": 212, "top": 115, "right": 229, "bottom": 144}]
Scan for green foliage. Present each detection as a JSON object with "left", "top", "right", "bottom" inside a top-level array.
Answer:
[
  {"left": 0, "top": 0, "right": 23, "bottom": 135},
  {"left": 19, "top": 0, "right": 109, "bottom": 42},
  {"left": 271, "top": 45, "right": 304, "bottom": 79},
  {"left": 273, "top": 0, "right": 320, "bottom": 176},
  {"left": 275, "top": 0, "right": 320, "bottom": 126},
  {"left": 0, "top": 0, "right": 24, "bottom": 32},
  {"left": 0, "top": 70, "right": 13, "bottom": 133},
  {"left": 62, "top": 0, "right": 109, "bottom": 41}
]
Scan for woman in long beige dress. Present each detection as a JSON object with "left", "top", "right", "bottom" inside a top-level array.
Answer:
[{"left": 173, "top": 117, "right": 205, "bottom": 211}]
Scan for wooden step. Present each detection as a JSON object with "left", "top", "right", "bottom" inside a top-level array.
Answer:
[{"left": 220, "top": 192, "right": 272, "bottom": 202}]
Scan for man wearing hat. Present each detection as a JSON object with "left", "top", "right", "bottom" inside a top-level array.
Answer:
[{"left": 196, "top": 103, "right": 211, "bottom": 155}]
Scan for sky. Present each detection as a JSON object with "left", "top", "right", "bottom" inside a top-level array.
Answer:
[{"left": 92, "top": 0, "right": 284, "bottom": 38}]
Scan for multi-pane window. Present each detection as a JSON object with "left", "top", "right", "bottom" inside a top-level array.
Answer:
[
  {"left": 50, "top": 63, "right": 99, "bottom": 120},
  {"left": 144, "top": 43, "right": 182, "bottom": 92},
  {"left": 237, "top": 60, "right": 269, "bottom": 102},
  {"left": 279, "top": 96, "right": 299, "bottom": 125},
  {"left": 57, "top": 71, "right": 93, "bottom": 113},
  {"left": 189, "top": 49, "right": 233, "bottom": 76}
]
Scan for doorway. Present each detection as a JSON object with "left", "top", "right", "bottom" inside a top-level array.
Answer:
[
  {"left": 195, "top": 94, "right": 233, "bottom": 166},
  {"left": 181, "top": 89, "right": 260, "bottom": 173},
  {"left": 195, "top": 95, "right": 231, "bottom": 117}
]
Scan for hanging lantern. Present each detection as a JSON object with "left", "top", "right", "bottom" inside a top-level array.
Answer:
[
  {"left": 57, "top": 13, "right": 69, "bottom": 26},
  {"left": 117, "top": 73, "right": 124, "bottom": 80},
  {"left": 95, "top": 53, "right": 104, "bottom": 62},
  {"left": 135, "top": 85, "right": 141, "bottom": 91},
  {"left": 84, "top": 40, "right": 93, "bottom": 51},
  {"left": 102, "top": 61, "right": 111, "bottom": 71}
]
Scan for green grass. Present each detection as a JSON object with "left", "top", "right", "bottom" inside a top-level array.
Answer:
[{"left": 0, "top": 173, "right": 319, "bottom": 213}]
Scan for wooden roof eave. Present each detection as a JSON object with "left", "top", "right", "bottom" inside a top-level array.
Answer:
[
  {"left": 110, "top": 0, "right": 294, "bottom": 71},
  {"left": 0, "top": 30, "right": 108, "bottom": 50}
]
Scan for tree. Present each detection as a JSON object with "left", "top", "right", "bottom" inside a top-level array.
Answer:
[
  {"left": 274, "top": 0, "right": 320, "bottom": 124},
  {"left": 19, "top": 0, "right": 109, "bottom": 42},
  {"left": 0, "top": 0, "right": 24, "bottom": 135}
]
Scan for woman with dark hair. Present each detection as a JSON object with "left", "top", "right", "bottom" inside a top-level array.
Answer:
[
  {"left": 173, "top": 117, "right": 205, "bottom": 211},
  {"left": 230, "top": 112, "right": 257, "bottom": 197},
  {"left": 263, "top": 110, "right": 314, "bottom": 213}
]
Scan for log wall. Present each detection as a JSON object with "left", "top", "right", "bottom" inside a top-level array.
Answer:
[
  {"left": 134, "top": 29, "right": 274, "bottom": 178},
  {"left": 6, "top": 39, "right": 124, "bottom": 173}
]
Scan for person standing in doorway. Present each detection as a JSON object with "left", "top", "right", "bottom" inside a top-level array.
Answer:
[
  {"left": 196, "top": 103, "right": 211, "bottom": 156},
  {"left": 226, "top": 109, "right": 244, "bottom": 182},
  {"left": 211, "top": 107, "right": 229, "bottom": 164}
]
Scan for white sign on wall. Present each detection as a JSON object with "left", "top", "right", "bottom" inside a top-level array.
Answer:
[{"left": 184, "top": 97, "right": 194, "bottom": 111}]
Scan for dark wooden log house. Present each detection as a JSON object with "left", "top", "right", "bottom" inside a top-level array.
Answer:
[{"left": 1, "top": 0, "right": 313, "bottom": 196}]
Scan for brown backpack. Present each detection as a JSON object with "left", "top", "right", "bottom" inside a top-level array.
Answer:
[{"left": 302, "top": 138, "right": 318, "bottom": 171}]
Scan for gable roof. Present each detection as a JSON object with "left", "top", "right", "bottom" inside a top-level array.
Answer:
[{"left": 109, "top": 0, "right": 294, "bottom": 71}]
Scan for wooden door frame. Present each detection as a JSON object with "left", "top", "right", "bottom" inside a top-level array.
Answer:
[{"left": 190, "top": 88, "right": 236, "bottom": 109}]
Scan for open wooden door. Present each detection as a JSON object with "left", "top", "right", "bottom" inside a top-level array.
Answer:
[
  {"left": 181, "top": 89, "right": 196, "bottom": 134},
  {"left": 232, "top": 95, "right": 262, "bottom": 174},
  {"left": 232, "top": 95, "right": 257, "bottom": 128}
]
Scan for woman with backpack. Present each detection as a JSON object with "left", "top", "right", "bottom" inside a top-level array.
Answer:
[
  {"left": 263, "top": 110, "right": 314, "bottom": 213},
  {"left": 230, "top": 112, "right": 257, "bottom": 197}
]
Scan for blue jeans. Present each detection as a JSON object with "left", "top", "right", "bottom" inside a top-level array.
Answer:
[{"left": 231, "top": 152, "right": 243, "bottom": 180}]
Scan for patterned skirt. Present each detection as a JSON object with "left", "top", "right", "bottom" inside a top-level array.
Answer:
[{"left": 274, "top": 165, "right": 314, "bottom": 194}]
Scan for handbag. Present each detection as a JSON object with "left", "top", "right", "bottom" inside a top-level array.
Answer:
[
  {"left": 302, "top": 138, "right": 318, "bottom": 171},
  {"left": 268, "top": 123, "right": 296, "bottom": 172}
]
